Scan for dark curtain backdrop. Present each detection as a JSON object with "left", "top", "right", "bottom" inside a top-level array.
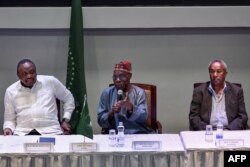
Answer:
[{"left": 0, "top": 0, "right": 250, "bottom": 7}]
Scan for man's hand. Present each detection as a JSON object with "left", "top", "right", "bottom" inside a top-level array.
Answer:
[
  {"left": 112, "top": 100, "right": 133, "bottom": 114},
  {"left": 119, "top": 100, "right": 133, "bottom": 112},
  {"left": 109, "top": 100, "right": 133, "bottom": 120},
  {"left": 3, "top": 128, "right": 13, "bottom": 136},
  {"left": 61, "top": 119, "right": 71, "bottom": 135},
  {"left": 112, "top": 101, "right": 122, "bottom": 113}
]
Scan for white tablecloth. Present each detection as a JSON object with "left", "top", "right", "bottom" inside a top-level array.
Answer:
[
  {"left": 180, "top": 130, "right": 250, "bottom": 167},
  {"left": 0, "top": 134, "right": 185, "bottom": 167}
]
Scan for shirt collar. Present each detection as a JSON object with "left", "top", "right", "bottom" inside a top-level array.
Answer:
[
  {"left": 208, "top": 82, "right": 227, "bottom": 96},
  {"left": 16, "top": 77, "right": 42, "bottom": 91}
]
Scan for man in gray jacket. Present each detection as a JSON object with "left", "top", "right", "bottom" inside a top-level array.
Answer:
[{"left": 189, "top": 59, "right": 248, "bottom": 130}]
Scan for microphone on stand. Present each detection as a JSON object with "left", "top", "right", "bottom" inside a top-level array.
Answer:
[{"left": 117, "top": 89, "right": 123, "bottom": 101}]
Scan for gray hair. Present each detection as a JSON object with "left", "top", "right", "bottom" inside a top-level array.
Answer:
[{"left": 208, "top": 59, "right": 228, "bottom": 72}]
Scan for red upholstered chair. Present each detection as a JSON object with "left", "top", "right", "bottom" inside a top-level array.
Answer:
[{"left": 101, "top": 83, "right": 162, "bottom": 134}]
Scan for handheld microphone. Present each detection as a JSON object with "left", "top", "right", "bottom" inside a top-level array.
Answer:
[
  {"left": 117, "top": 89, "right": 123, "bottom": 101},
  {"left": 115, "top": 89, "right": 123, "bottom": 127}
]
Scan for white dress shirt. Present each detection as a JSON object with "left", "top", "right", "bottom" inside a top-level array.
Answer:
[
  {"left": 3, "top": 75, "right": 75, "bottom": 135},
  {"left": 208, "top": 83, "right": 229, "bottom": 127}
]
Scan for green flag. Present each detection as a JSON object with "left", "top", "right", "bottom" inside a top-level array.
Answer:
[{"left": 66, "top": 0, "right": 93, "bottom": 139}]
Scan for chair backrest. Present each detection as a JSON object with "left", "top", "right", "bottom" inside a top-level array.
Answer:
[
  {"left": 132, "top": 83, "right": 157, "bottom": 131},
  {"left": 194, "top": 82, "right": 242, "bottom": 88},
  {"left": 109, "top": 83, "right": 157, "bottom": 131}
]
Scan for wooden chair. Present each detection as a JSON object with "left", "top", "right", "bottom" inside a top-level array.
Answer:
[
  {"left": 133, "top": 83, "right": 162, "bottom": 133},
  {"left": 101, "top": 83, "right": 162, "bottom": 134}
]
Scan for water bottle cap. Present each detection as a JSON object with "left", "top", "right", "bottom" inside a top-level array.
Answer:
[{"left": 118, "top": 122, "right": 123, "bottom": 126}]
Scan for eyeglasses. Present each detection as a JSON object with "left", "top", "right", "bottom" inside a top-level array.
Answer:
[{"left": 112, "top": 74, "right": 128, "bottom": 81}]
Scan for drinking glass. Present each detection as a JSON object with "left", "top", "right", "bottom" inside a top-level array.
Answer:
[
  {"left": 205, "top": 125, "right": 213, "bottom": 142},
  {"left": 108, "top": 129, "right": 117, "bottom": 147}
]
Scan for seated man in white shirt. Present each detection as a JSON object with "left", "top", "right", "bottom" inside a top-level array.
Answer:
[{"left": 3, "top": 59, "right": 75, "bottom": 136}]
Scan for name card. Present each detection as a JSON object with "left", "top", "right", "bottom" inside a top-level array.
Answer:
[
  {"left": 132, "top": 141, "right": 161, "bottom": 150},
  {"left": 218, "top": 139, "right": 244, "bottom": 148},
  {"left": 24, "top": 143, "right": 54, "bottom": 153},
  {"left": 70, "top": 142, "right": 97, "bottom": 152}
]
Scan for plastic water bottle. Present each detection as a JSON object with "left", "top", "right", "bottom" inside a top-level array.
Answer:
[
  {"left": 117, "top": 122, "right": 125, "bottom": 147},
  {"left": 215, "top": 122, "right": 223, "bottom": 146}
]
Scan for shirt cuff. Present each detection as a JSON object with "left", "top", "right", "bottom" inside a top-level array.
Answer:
[{"left": 63, "top": 111, "right": 72, "bottom": 120}]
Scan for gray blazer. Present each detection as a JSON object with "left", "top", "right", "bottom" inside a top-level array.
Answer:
[{"left": 189, "top": 81, "right": 248, "bottom": 130}]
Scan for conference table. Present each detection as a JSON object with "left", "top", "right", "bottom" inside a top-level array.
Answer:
[
  {"left": 180, "top": 130, "right": 250, "bottom": 167},
  {"left": 0, "top": 134, "right": 185, "bottom": 167}
]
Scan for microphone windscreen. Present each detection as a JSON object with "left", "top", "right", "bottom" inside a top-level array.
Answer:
[{"left": 117, "top": 89, "right": 123, "bottom": 101}]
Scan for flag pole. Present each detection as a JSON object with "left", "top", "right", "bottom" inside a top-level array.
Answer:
[{"left": 66, "top": 0, "right": 93, "bottom": 139}]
